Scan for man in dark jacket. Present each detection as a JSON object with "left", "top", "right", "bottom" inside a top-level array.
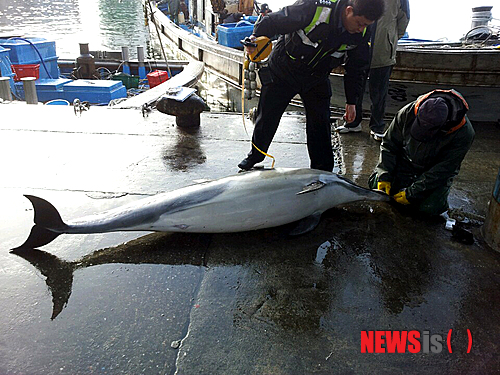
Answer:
[
  {"left": 256, "top": 3, "right": 272, "bottom": 23},
  {"left": 238, "top": 0, "right": 385, "bottom": 172},
  {"left": 222, "top": 12, "right": 244, "bottom": 24},
  {"left": 368, "top": 89, "right": 475, "bottom": 215}
]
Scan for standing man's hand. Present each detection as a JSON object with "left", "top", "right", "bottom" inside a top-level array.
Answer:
[
  {"left": 243, "top": 35, "right": 257, "bottom": 55},
  {"left": 344, "top": 104, "right": 356, "bottom": 123}
]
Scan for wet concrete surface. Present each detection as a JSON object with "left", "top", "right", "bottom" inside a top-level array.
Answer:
[{"left": 1, "top": 103, "right": 499, "bottom": 374}]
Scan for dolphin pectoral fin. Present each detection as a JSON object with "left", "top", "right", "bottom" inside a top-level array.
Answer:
[
  {"left": 296, "top": 181, "right": 326, "bottom": 195},
  {"left": 289, "top": 212, "right": 322, "bottom": 236}
]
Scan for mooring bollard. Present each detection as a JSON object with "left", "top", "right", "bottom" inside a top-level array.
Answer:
[
  {"left": 121, "top": 46, "right": 131, "bottom": 75},
  {"left": 0, "top": 76, "right": 12, "bottom": 101},
  {"left": 137, "top": 46, "right": 146, "bottom": 79},
  {"left": 21, "top": 77, "right": 38, "bottom": 104},
  {"left": 76, "top": 43, "right": 97, "bottom": 79},
  {"left": 483, "top": 167, "right": 500, "bottom": 251},
  {"left": 156, "top": 92, "right": 210, "bottom": 128}
]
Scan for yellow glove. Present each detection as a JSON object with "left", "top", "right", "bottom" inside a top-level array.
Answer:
[
  {"left": 377, "top": 181, "right": 392, "bottom": 195},
  {"left": 393, "top": 190, "right": 410, "bottom": 205}
]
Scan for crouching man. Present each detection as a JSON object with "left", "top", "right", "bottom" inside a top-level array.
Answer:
[{"left": 368, "top": 89, "right": 475, "bottom": 215}]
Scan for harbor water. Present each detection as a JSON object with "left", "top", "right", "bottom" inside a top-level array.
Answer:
[
  {"left": 0, "top": 0, "right": 156, "bottom": 59},
  {"left": 1, "top": 0, "right": 498, "bottom": 60}
]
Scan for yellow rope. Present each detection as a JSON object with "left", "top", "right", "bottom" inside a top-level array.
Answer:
[{"left": 241, "top": 57, "right": 275, "bottom": 168}]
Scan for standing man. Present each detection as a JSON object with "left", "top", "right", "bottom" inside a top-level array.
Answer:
[
  {"left": 169, "top": 0, "right": 181, "bottom": 24},
  {"left": 369, "top": 89, "right": 475, "bottom": 215},
  {"left": 179, "top": 0, "right": 189, "bottom": 23},
  {"left": 238, "top": 0, "right": 385, "bottom": 171},
  {"left": 222, "top": 12, "right": 244, "bottom": 23},
  {"left": 256, "top": 3, "right": 272, "bottom": 23},
  {"left": 336, "top": 0, "right": 410, "bottom": 141}
]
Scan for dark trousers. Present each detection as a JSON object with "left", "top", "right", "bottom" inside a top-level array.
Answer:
[
  {"left": 348, "top": 65, "right": 393, "bottom": 134},
  {"left": 247, "top": 75, "right": 334, "bottom": 172}
]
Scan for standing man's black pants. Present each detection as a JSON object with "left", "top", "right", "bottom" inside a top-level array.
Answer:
[{"left": 246, "top": 74, "right": 334, "bottom": 172}]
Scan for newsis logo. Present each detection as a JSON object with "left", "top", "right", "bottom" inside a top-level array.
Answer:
[{"left": 361, "top": 330, "right": 472, "bottom": 354}]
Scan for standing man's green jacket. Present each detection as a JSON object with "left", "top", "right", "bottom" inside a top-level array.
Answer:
[{"left": 369, "top": 89, "right": 475, "bottom": 215}]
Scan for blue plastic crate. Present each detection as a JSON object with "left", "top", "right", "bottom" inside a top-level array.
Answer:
[
  {"left": 13, "top": 78, "right": 72, "bottom": 102},
  {"left": 62, "top": 79, "right": 127, "bottom": 104},
  {"left": 0, "top": 38, "right": 57, "bottom": 64},
  {"left": 36, "top": 78, "right": 72, "bottom": 91},
  {"left": 34, "top": 56, "right": 60, "bottom": 79},
  {"left": 0, "top": 38, "right": 59, "bottom": 79},
  {"left": 217, "top": 22, "right": 254, "bottom": 48},
  {"left": 12, "top": 56, "right": 60, "bottom": 80}
]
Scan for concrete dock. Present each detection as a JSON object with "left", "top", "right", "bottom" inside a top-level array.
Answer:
[{"left": 0, "top": 103, "right": 499, "bottom": 374}]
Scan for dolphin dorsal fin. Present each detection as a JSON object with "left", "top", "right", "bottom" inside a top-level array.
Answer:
[{"left": 296, "top": 181, "right": 326, "bottom": 195}]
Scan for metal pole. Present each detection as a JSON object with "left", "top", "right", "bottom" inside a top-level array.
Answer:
[
  {"left": 21, "top": 77, "right": 38, "bottom": 104},
  {"left": 121, "top": 46, "right": 131, "bottom": 75},
  {"left": 147, "top": 0, "right": 172, "bottom": 77},
  {"left": 0, "top": 77, "right": 12, "bottom": 101},
  {"left": 137, "top": 46, "right": 147, "bottom": 79}
]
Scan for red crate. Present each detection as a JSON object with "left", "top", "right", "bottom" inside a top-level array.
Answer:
[
  {"left": 11, "top": 64, "right": 40, "bottom": 81},
  {"left": 147, "top": 70, "right": 169, "bottom": 88}
]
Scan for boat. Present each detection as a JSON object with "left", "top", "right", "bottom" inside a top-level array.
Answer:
[
  {"left": 0, "top": 37, "right": 204, "bottom": 106},
  {"left": 144, "top": 0, "right": 500, "bottom": 122},
  {"left": 331, "top": 38, "right": 500, "bottom": 122}
]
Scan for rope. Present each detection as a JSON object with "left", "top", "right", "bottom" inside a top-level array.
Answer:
[
  {"left": 241, "top": 57, "right": 275, "bottom": 168},
  {"left": 146, "top": 0, "right": 172, "bottom": 77}
]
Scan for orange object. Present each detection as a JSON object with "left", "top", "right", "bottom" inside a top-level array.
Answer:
[
  {"left": 147, "top": 70, "right": 169, "bottom": 88},
  {"left": 11, "top": 64, "right": 40, "bottom": 81}
]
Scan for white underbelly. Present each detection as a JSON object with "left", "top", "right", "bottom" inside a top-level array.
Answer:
[{"left": 150, "top": 189, "right": 323, "bottom": 233}]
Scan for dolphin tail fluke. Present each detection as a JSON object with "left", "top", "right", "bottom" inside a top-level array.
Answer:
[
  {"left": 12, "top": 224, "right": 62, "bottom": 250},
  {"left": 12, "top": 195, "right": 68, "bottom": 250}
]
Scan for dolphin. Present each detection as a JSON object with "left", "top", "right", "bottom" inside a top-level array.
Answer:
[{"left": 14, "top": 168, "right": 389, "bottom": 250}]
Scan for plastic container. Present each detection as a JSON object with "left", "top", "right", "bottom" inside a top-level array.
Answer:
[
  {"left": 158, "top": 3, "right": 169, "bottom": 13},
  {"left": 11, "top": 64, "right": 40, "bottom": 81},
  {"left": 13, "top": 78, "right": 72, "bottom": 102},
  {"left": 147, "top": 70, "right": 169, "bottom": 88},
  {"left": 471, "top": 6, "right": 493, "bottom": 28},
  {"left": 45, "top": 99, "right": 70, "bottom": 105},
  {"left": 0, "top": 38, "right": 57, "bottom": 63},
  {"left": 62, "top": 79, "right": 127, "bottom": 104},
  {"left": 0, "top": 38, "right": 59, "bottom": 79},
  {"left": 23, "top": 56, "right": 59, "bottom": 79},
  {"left": 243, "top": 15, "right": 258, "bottom": 23},
  {"left": 217, "top": 22, "right": 254, "bottom": 48},
  {"left": 111, "top": 72, "right": 140, "bottom": 89},
  {"left": 35, "top": 78, "right": 72, "bottom": 92}
]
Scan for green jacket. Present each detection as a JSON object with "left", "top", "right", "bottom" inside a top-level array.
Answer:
[{"left": 375, "top": 95, "right": 475, "bottom": 203}]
